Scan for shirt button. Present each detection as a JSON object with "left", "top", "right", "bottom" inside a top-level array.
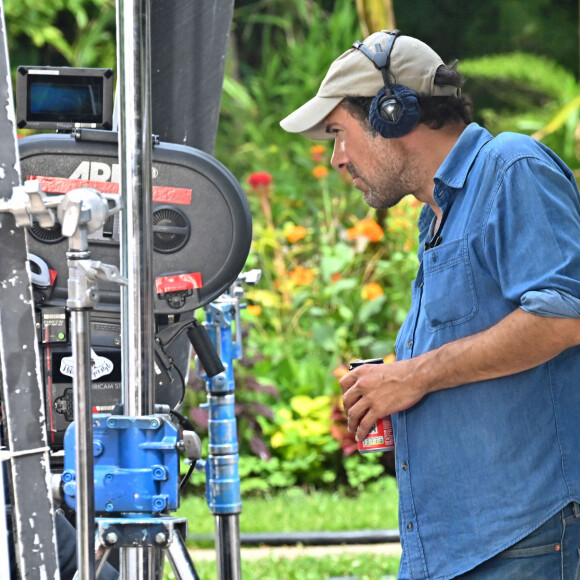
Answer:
[
  {"left": 407, "top": 340, "right": 413, "bottom": 348},
  {"left": 407, "top": 523, "right": 414, "bottom": 531},
  {"left": 402, "top": 462, "right": 408, "bottom": 471}
]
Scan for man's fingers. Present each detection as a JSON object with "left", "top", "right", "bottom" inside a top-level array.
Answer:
[
  {"left": 339, "top": 369, "right": 357, "bottom": 394},
  {"left": 355, "top": 412, "right": 377, "bottom": 442},
  {"left": 346, "top": 397, "right": 369, "bottom": 434}
]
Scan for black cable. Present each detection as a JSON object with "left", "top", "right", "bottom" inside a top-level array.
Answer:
[
  {"left": 179, "top": 461, "right": 196, "bottom": 494},
  {"left": 169, "top": 409, "right": 199, "bottom": 493},
  {"left": 170, "top": 359, "right": 186, "bottom": 408}
]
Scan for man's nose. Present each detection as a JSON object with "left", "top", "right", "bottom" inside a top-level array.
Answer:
[{"left": 331, "top": 139, "right": 348, "bottom": 170}]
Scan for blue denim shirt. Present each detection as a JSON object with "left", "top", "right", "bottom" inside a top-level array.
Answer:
[{"left": 394, "top": 123, "right": 580, "bottom": 580}]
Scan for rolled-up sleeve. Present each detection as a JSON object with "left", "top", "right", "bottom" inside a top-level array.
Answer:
[
  {"left": 484, "top": 154, "right": 580, "bottom": 318},
  {"left": 521, "top": 288, "right": 580, "bottom": 318}
]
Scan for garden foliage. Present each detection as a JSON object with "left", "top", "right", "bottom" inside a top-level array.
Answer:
[{"left": 6, "top": 0, "right": 580, "bottom": 493}]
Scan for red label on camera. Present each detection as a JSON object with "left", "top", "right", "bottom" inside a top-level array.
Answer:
[
  {"left": 28, "top": 176, "right": 192, "bottom": 205},
  {"left": 155, "top": 273, "right": 203, "bottom": 294}
]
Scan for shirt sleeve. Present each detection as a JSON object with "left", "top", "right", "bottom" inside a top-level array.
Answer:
[
  {"left": 521, "top": 289, "right": 580, "bottom": 317},
  {"left": 483, "top": 151, "right": 580, "bottom": 319}
]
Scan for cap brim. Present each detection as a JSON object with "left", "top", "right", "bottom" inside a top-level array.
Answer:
[{"left": 280, "top": 95, "right": 343, "bottom": 140}]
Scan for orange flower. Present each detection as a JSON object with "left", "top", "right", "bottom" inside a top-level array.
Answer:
[
  {"left": 330, "top": 272, "right": 341, "bottom": 283},
  {"left": 346, "top": 218, "right": 384, "bottom": 242},
  {"left": 285, "top": 224, "right": 307, "bottom": 243},
  {"left": 310, "top": 144, "right": 326, "bottom": 162},
  {"left": 312, "top": 165, "right": 330, "bottom": 179},
  {"left": 247, "top": 304, "right": 262, "bottom": 316},
  {"left": 247, "top": 172, "right": 273, "bottom": 190},
  {"left": 289, "top": 265, "right": 315, "bottom": 286},
  {"left": 362, "top": 282, "right": 384, "bottom": 301}
]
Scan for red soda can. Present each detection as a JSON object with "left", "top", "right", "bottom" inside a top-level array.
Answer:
[{"left": 348, "top": 358, "right": 395, "bottom": 454}]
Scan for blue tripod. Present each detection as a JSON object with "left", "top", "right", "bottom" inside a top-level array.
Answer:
[{"left": 191, "top": 269, "right": 261, "bottom": 580}]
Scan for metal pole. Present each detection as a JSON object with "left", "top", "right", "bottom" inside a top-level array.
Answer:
[
  {"left": 116, "top": 0, "right": 158, "bottom": 576},
  {"left": 215, "top": 515, "right": 242, "bottom": 580},
  {"left": 119, "top": 547, "right": 157, "bottom": 578},
  {"left": 117, "top": 0, "right": 155, "bottom": 419},
  {"left": 70, "top": 306, "right": 95, "bottom": 580}
]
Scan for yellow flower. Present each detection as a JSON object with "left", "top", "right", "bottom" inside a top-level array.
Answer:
[
  {"left": 362, "top": 282, "right": 384, "bottom": 301},
  {"left": 285, "top": 224, "right": 307, "bottom": 243},
  {"left": 289, "top": 265, "right": 315, "bottom": 286},
  {"left": 247, "top": 304, "right": 262, "bottom": 316},
  {"left": 388, "top": 217, "right": 412, "bottom": 233},
  {"left": 312, "top": 165, "right": 330, "bottom": 179},
  {"left": 271, "top": 431, "right": 285, "bottom": 448}
]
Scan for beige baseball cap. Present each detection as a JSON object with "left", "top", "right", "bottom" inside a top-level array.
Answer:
[{"left": 280, "top": 30, "right": 459, "bottom": 140}]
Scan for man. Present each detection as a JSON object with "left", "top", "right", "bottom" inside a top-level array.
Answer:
[{"left": 280, "top": 30, "right": 580, "bottom": 579}]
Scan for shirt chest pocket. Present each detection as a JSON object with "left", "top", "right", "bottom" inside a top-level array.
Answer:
[{"left": 422, "top": 236, "right": 478, "bottom": 332}]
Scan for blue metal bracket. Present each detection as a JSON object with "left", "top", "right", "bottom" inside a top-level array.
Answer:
[{"left": 62, "top": 413, "right": 180, "bottom": 514}]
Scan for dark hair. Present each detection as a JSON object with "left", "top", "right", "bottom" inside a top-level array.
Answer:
[{"left": 342, "top": 65, "right": 472, "bottom": 133}]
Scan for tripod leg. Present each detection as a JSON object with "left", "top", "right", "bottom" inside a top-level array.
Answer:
[{"left": 166, "top": 531, "right": 201, "bottom": 580}]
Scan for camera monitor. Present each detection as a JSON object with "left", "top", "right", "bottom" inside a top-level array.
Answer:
[{"left": 16, "top": 66, "right": 114, "bottom": 131}]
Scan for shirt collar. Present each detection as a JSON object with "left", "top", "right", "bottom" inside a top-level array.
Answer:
[
  {"left": 417, "top": 123, "right": 493, "bottom": 235},
  {"left": 435, "top": 122, "right": 493, "bottom": 189}
]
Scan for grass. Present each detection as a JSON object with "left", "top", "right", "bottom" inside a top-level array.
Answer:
[
  {"left": 181, "top": 553, "right": 400, "bottom": 579},
  {"left": 163, "top": 477, "right": 401, "bottom": 579},
  {"left": 177, "top": 477, "right": 399, "bottom": 540}
]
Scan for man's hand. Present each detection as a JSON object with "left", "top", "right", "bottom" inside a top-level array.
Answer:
[
  {"left": 340, "top": 359, "right": 428, "bottom": 441},
  {"left": 340, "top": 309, "right": 580, "bottom": 442}
]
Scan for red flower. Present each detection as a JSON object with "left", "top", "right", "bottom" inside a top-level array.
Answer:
[{"left": 247, "top": 172, "right": 273, "bottom": 190}]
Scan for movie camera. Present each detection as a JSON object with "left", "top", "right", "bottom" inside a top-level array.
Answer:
[{"left": 15, "top": 66, "right": 252, "bottom": 450}]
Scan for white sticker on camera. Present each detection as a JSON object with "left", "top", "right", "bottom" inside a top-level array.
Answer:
[{"left": 60, "top": 349, "right": 114, "bottom": 380}]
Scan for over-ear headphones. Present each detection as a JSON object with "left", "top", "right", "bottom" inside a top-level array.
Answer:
[{"left": 353, "top": 30, "right": 421, "bottom": 138}]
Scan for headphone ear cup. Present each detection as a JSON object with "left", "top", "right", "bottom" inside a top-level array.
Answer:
[{"left": 369, "top": 85, "right": 421, "bottom": 138}]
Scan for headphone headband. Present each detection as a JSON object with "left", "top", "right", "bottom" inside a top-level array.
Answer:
[{"left": 353, "top": 30, "right": 401, "bottom": 88}]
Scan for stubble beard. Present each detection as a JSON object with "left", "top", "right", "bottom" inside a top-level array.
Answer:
[
  {"left": 362, "top": 179, "right": 409, "bottom": 210},
  {"left": 354, "top": 140, "right": 421, "bottom": 210},
  {"left": 352, "top": 165, "right": 414, "bottom": 210}
]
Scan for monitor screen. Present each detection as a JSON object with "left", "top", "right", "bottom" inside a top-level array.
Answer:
[{"left": 17, "top": 67, "right": 114, "bottom": 130}]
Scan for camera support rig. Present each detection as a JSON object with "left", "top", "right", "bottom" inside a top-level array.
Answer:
[{"left": 1, "top": 0, "right": 251, "bottom": 578}]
